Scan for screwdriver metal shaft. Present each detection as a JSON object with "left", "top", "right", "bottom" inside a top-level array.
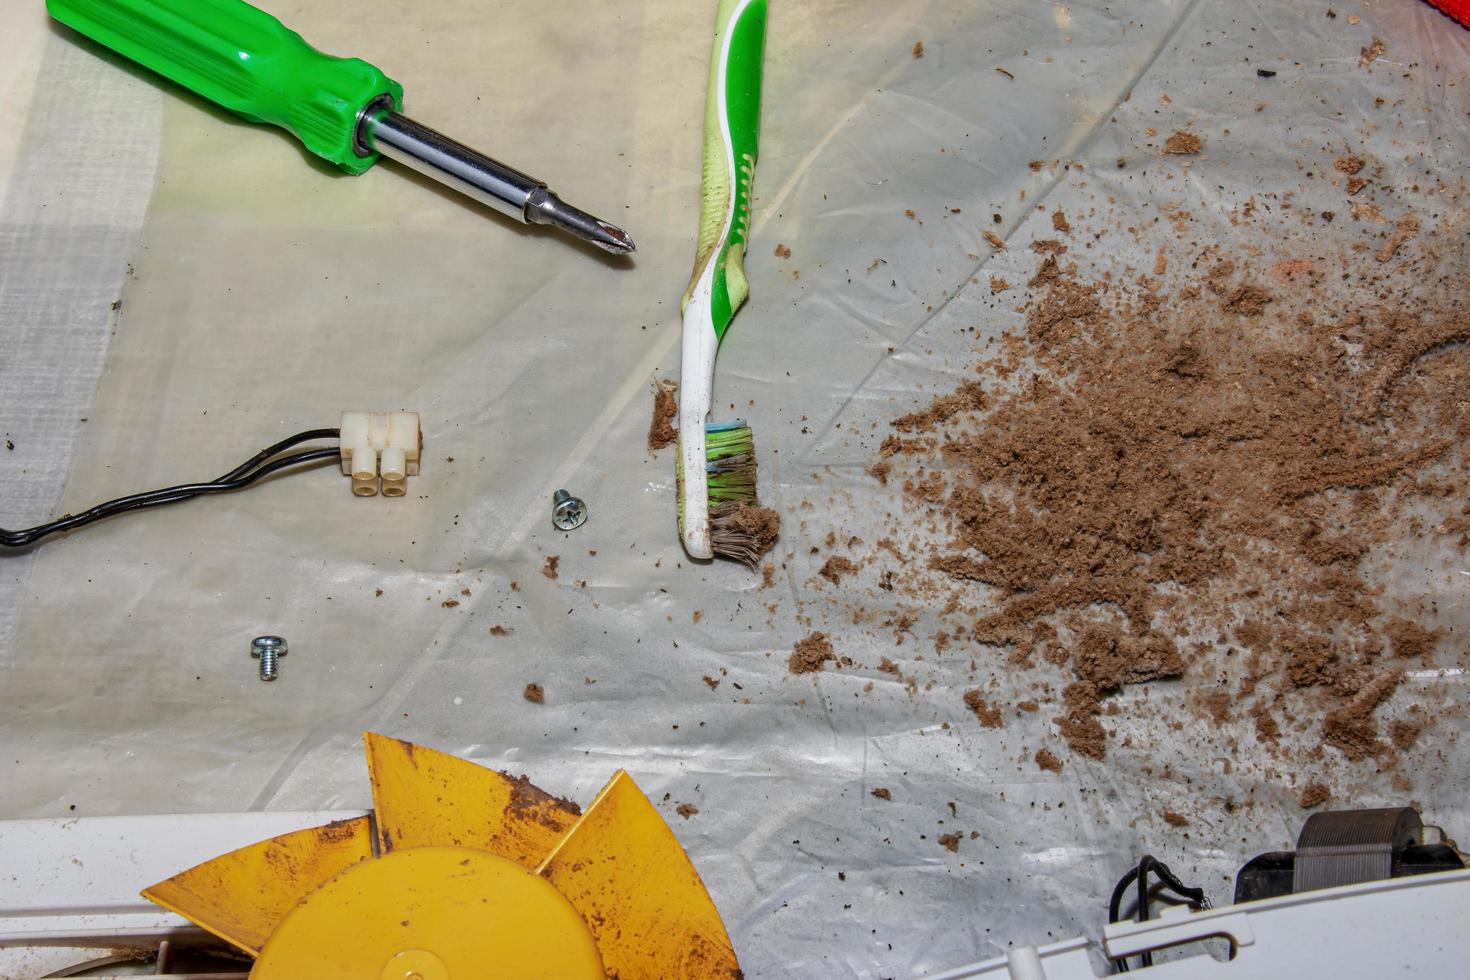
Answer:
[{"left": 360, "top": 107, "right": 634, "bottom": 254}]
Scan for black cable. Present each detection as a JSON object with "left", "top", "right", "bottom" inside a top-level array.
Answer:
[
  {"left": 1, "top": 430, "right": 339, "bottom": 549},
  {"left": 214, "top": 427, "right": 341, "bottom": 483},
  {"left": 1108, "top": 854, "right": 1210, "bottom": 974}
]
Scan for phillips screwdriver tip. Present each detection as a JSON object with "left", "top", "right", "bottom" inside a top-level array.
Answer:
[{"left": 528, "top": 191, "right": 635, "bottom": 255}]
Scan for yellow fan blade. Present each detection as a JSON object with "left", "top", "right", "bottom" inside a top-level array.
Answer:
[
  {"left": 251, "top": 847, "right": 604, "bottom": 980},
  {"left": 140, "top": 816, "right": 372, "bottom": 956},
  {"left": 537, "top": 771, "right": 740, "bottom": 979},
  {"left": 363, "top": 731, "right": 581, "bottom": 867}
]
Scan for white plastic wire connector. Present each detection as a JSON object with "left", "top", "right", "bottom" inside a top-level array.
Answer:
[{"left": 339, "top": 412, "right": 421, "bottom": 497}]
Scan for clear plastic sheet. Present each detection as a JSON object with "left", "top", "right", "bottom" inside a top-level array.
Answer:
[{"left": 2, "top": 1, "right": 1467, "bottom": 977}]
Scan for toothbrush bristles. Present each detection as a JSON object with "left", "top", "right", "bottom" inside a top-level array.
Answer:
[{"left": 703, "top": 422, "right": 774, "bottom": 564}]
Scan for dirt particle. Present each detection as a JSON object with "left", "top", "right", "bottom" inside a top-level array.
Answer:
[
  {"left": 871, "top": 787, "right": 892, "bottom": 801},
  {"left": 990, "top": 276, "right": 1011, "bottom": 293},
  {"left": 1375, "top": 213, "right": 1420, "bottom": 263},
  {"left": 963, "top": 689, "right": 1004, "bottom": 728},
  {"left": 911, "top": 40, "right": 924, "bottom": 59},
  {"left": 1163, "top": 131, "right": 1203, "bottom": 155},
  {"left": 1359, "top": 37, "right": 1385, "bottom": 66},
  {"left": 1334, "top": 155, "right": 1365, "bottom": 176},
  {"left": 676, "top": 803, "right": 699, "bottom": 819},
  {"left": 489, "top": 625, "right": 512, "bottom": 636},
  {"left": 1051, "top": 209, "right": 1071, "bottom": 234},
  {"left": 523, "top": 683, "right": 545, "bottom": 704},
  {"left": 702, "top": 675, "right": 720, "bottom": 690},
  {"left": 788, "top": 631, "right": 836, "bottom": 674},
  {"left": 441, "top": 599, "right": 460, "bottom": 609},
  {"left": 541, "top": 556, "right": 560, "bottom": 579},
  {"left": 937, "top": 832, "right": 962, "bottom": 852},
  {"left": 774, "top": 243, "right": 792, "bottom": 259},
  {"left": 1385, "top": 618, "right": 1440, "bottom": 659},
  {"left": 1299, "top": 781, "right": 1331, "bottom": 808},
  {"left": 1035, "top": 748, "right": 1063, "bottom": 773},
  {"left": 818, "top": 556, "right": 859, "bottom": 584},
  {"left": 1162, "top": 810, "right": 1190, "bottom": 827},
  {"left": 983, "top": 230, "right": 1006, "bottom": 250},
  {"left": 1389, "top": 718, "right": 1422, "bottom": 750},
  {"left": 1321, "top": 670, "right": 1402, "bottom": 760},
  {"left": 648, "top": 379, "right": 679, "bottom": 451}
]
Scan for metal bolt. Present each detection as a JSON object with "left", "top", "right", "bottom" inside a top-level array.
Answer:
[
  {"left": 250, "top": 636, "right": 287, "bottom": 682},
  {"left": 551, "top": 489, "right": 587, "bottom": 531}
]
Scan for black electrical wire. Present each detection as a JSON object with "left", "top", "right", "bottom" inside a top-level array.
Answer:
[
  {"left": 0, "top": 429, "right": 340, "bottom": 549},
  {"left": 1107, "top": 854, "right": 1210, "bottom": 973}
]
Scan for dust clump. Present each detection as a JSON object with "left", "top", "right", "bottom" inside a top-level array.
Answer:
[
  {"left": 788, "top": 632, "right": 836, "bottom": 674},
  {"left": 523, "top": 683, "right": 545, "bottom": 704},
  {"left": 1299, "top": 782, "right": 1331, "bottom": 808},
  {"left": 819, "top": 556, "right": 860, "bottom": 584},
  {"left": 648, "top": 379, "right": 678, "bottom": 451},
  {"left": 963, "top": 689, "right": 1004, "bottom": 728},
  {"left": 1035, "top": 748, "right": 1063, "bottom": 773},
  {"left": 1163, "top": 131, "right": 1203, "bottom": 155}
]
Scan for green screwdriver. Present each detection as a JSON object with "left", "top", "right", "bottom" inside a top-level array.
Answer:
[{"left": 47, "top": 0, "right": 635, "bottom": 254}]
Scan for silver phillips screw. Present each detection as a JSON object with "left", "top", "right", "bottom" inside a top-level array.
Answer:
[
  {"left": 250, "top": 635, "right": 287, "bottom": 682},
  {"left": 551, "top": 489, "right": 587, "bottom": 531}
]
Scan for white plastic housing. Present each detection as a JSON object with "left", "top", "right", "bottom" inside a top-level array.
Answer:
[{"left": 340, "top": 412, "right": 420, "bottom": 497}]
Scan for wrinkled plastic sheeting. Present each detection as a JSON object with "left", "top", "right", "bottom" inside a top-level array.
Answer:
[{"left": 1, "top": 1, "right": 1468, "bottom": 977}]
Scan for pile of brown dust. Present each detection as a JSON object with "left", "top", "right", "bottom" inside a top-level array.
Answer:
[{"left": 881, "top": 240, "right": 1466, "bottom": 766}]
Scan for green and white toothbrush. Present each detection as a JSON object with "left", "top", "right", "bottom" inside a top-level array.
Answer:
[{"left": 677, "top": 0, "right": 768, "bottom": 563}]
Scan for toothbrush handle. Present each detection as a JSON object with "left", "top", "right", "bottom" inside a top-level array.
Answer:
[
  {"left": 46, "top": 0, "right": 403, "bottom": 173},
  {"left": 681, "top": 0, "right": 768, "bottom": 338}
]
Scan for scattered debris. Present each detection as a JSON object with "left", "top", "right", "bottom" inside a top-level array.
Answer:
[{"left": 523, "top": 683, "right": 545, "bottom": 705}]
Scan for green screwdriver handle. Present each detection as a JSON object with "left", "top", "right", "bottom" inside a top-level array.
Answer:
[{"left": 47, "top": 0, "right": 403, "bottom": 173}]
